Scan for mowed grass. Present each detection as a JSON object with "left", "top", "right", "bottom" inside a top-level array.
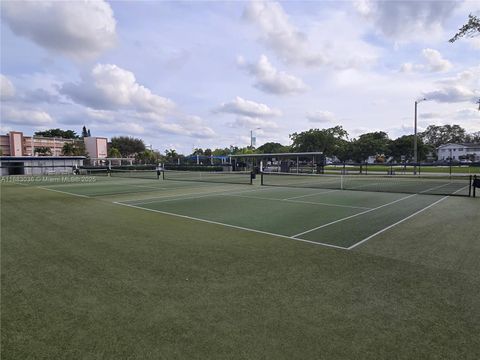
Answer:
[{"left": 2, "top": 183, "right": 480, "bottom": 359}]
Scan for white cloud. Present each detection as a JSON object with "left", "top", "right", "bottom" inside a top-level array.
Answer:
[
  {"left": 243, "top": 1, "right": 326, "bottom": 66},
  {"left": 85, "top": 108, "right": 117, "bottom": 122},
  {"left": 61, "top": 64, "right": 175, "bottom": 113},
  {"left": 178, "top": 115, "right": 216, "bottom": 138},
  {"left": 1, "top": 0, "right": 116, "bottom": 61},
  {"left": 419, "top": 112, "right": 441, "bottom": 119},
  {"left": 355, "top": 0, "right": 459, "bottom": 41},
  {"left": 215, "top": 96, "right": 281, "bottom": 118},
  {"left": 238, "top": 55, "right": 307, "bottom": 95},
  {"left": 1, "top": 107, "right": 54, "bottom": 126},
  {"left": 400, "top": 49, "right": 452, "bottom": 73},
  {"left": 83, "top": 108, "right": 216, "bottom": 139},
  {"left": 399, "top": 63, "right": 424, "bottom": 73},
  {"left": 422, "top": 66, "right": 480, "bottom": 103},
  {"left": 230, "top": 116, "right": 279, "bottom": 129},
  {"left": 422, "top": 49, "right": 452, "bottom": 72},
  {"left": 306, "top": 111, "right": 336, "bottom": 123},
  {"left": 0, "top": 74, "right": 15, "bottom": 100},
  {"left": 422, "top": 86, "right": 476, "bottom": 103}
]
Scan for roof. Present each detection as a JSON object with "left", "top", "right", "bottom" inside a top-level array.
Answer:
[
  {"left": 437, "top": 143, "right": 480, "bottom": 148},
  {"left": 230, "top": 152, "right": 323, "bottom": 158}
]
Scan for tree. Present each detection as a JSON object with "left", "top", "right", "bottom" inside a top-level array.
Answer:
[
  {"left": 420, "top": 124, "right": 467, "bottom": 148},
  {"left": 192, "top": 148, "right": 204, "bottom": 156},
  {"left": 449, "top": 14, "right": 480, "bottom": 42},
  {"left": 61, "top": 141, "right": 86, "bottom": 156},
  {"left": 108, "top": 147, "right": 122, "bottom": 158},
  {"left": 388, "top": 135, "right": 430, "bottom": 162},
  {"left": 61, "top": 143, "right": 75, "bottom": 156},
  {"left": 35, "top": 146, "right": 52, "bottom": 156},
  {"left": 232, "top": 147, "right": 255, "bottom": 155},
  {"left": 165, "top": 149, "right": 178, "bottom": 160},
  {"left": 110, "top": 136, "right": 146, "bottom": 157},
  {"left": 82, "top": 126, "right": 88, "bottom": 138},
  {"left": 87, "top": 129, "right": 91, "bottom": 137},
  {"left": 34, "top": 129, "right": 78, "bottom": 139},
  {"left": 212, "top": 148, "right": 231, "bottom": 156},
  {"left": 204, "top": 148, "right": 212, "bottom": 156},
  {"left": 334, "top": 139, "right": 353, "bottom": 163},
  {"left": 256, "top": 142, "right": 290, "bottom": 154},
  {"left": 351, "top": 132, "right": 390, "bottom": 162},
  {"left": 466, "top": 131, "right": 480, "bottom": 143},
  {"left": 289, "top": 126, "right": 348, "bottom": 156},
  {"left": 74, "top": 141, "right": 87, "bottom": 156},
  {"left": 136, "top": 149, "right": 158, "bottom": 164}
]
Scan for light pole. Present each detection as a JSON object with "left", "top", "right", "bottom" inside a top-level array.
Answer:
[
  {"left": 250, "top": 127, "right": 261, "bottom": 148},
  {"left": 414, "top": 98, "right": 427, "bottom": 174}
]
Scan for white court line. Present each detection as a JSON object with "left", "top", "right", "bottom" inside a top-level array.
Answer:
[
  {"left": 291, "top": 194, "right": 417, "bottom": 238},
  {"left": 128, "top": 184, "right": 164, "bottom": 190},
  {"left": 225, "top": 193, "right": 371, "bottom": 210},
  {"left": 37, "top": 186, "right": 90, "bottom": 198},
  {"left": 126, "top": 185, "right": 277, "bottom": 206},
  {"left": 31, "top": 183, "right": 348, "bottom": 250},
  {"left": 282, "top": 189, "right": 340, "bottom": 200},
  {"left": 348, "top": 196, "right": 449, "bottom": 250},
  {"left": 112, "top": 201, "right": 348, "bottom": 250},
  {"left": 291, "top": 177, "right": 466, "bottom": 239}
]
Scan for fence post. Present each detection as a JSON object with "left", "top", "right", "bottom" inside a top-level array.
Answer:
[{"left": 469, "top": 175, "right": 472, "bottom": 197}]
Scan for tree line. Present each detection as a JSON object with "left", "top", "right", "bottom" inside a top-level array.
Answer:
[{"left": 30, "top": 124, "right": 479, "bottom": 163}]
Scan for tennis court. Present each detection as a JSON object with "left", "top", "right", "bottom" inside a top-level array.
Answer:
[
  {"left": 27, "top": 170, "right": 475, "bottom": 249},
  {"left": 2, "top": 170, "right": 479, "bottom": 359}
]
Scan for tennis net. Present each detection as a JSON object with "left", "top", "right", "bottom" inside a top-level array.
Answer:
[
  {"left": 110, "top": 169, "right": 159, "bottom": 180},
  {"left": 81, "top": 168, "right": 109, "bottom": 176},
  {"left": 261, "top": 172, "right": 473, "bottom": 197},
  {"left": 163, "top": 170, "right": 252, "bottom": 185}
]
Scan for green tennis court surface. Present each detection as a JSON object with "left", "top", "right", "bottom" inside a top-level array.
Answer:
[
  {"left": 15, "top": 174, "right": 472, "bottom": 249},
  {"left": 2, "top": 175, "right": 479, "bottom": 358}
]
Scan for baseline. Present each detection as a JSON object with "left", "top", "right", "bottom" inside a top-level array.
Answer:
[{"left": 112, "top": 201, "right": 348, "bottom": 250}]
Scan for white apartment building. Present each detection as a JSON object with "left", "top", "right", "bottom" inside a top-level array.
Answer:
[{"left": 437, "top": 143, "right": 480, "bottom": 162}]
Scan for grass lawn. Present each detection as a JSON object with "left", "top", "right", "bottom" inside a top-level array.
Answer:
[{"left": 2, "top": 182, "right": 479, "bottom": 359}]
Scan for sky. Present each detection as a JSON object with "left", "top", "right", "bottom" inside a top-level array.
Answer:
[{"left": 1, "top": 0, "right": 479, "bottom": 154}]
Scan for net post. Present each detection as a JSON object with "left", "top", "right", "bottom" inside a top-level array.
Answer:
[
  {"left": 162, "top": 170, "right": 165, "bottom": 180},
  {"left": 340, "top": 174, "right": 344, "bottom": 190},
  {"left": 474, "top": 175, "right": 477, "bottom": 198},
  {"left": 261, "top": 172, "right": 264, "bottom": 186},
  {"left": 469, "top": 175, "right": 472, "bottom": 197},
  {"left": 250, "top": 171, "right": 253, "bottom": 185}
]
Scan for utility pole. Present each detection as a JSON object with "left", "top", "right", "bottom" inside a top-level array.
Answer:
[{"left": 414, "top": 98, "right": 427, "bottom": 175}]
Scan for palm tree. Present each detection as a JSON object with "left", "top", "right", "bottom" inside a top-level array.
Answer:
[
  {"left": 62, "top": 143, "right": 75, "bottom": 156},
  {"left": 165, "top": 149, "right": 178, "bottom": 160}
]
